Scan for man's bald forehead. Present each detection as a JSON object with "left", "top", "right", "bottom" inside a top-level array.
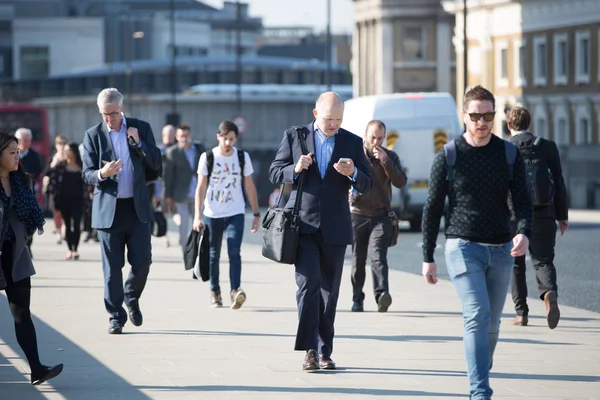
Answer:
[
  {"left": 162, "top": 125, "right": 175, "bottom": 134},
  {"left": 315, "top": 92, "right": 344, "bottom": 111}
]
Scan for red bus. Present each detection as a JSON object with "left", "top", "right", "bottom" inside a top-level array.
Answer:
[{"left": 0, "top": 104, "right": 52, "bottom": 206}]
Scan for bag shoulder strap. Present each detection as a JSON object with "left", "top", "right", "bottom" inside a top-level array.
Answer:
[
  {"left": 443, "top": 140, "right": 457, "bottom": 181},
  {"left": 504, "top": 140, "right": 517, "bottom": 181},
  {"left": 291, "top": 126, "right": 308, "bottom": 215},
  {"left": 532, "top": 136, "right": 543, "bottom": 146},
  {"left": 206, "top": 149, "right": 214, "bottom": 180}
]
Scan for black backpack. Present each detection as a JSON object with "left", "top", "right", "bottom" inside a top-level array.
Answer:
[
  {"left": 517, "top": 137, "right": 554, "bottom": 206},
  {"left": 206, "top": 148, "right": 247, "bottom": 201}
]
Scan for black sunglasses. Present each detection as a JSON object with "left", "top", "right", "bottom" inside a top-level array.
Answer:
[{"left": 468, "top": 112, "right": 496, "bottom": 122}]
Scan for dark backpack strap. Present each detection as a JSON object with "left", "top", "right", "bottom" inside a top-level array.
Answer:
[
  {"left": 504, "top": 140, "right": 517, "bottom": 181},
  {"left": 206, "top": 150, "right": 214, "bottom": 180},
  {"left": 237, "top": 148, "right": 246, "bottom": 199},
  {"left": 443, "top": 140, "right": 457, "bottom": 181}
]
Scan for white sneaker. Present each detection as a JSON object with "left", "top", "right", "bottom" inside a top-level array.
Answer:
[{"left": 230, "top": 289, "right": 246, "bottom": 310}]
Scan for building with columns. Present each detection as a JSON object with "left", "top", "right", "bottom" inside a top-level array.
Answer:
[
  {"left": 443, "top": 0, "right": 600, "bottom": 209},
  {"left": 351, "top": 0, "right": 456, "bottom": 98}
]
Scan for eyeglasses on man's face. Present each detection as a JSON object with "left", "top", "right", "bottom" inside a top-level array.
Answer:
[
  {"left": 468, "top": 112, "right": 496, "bottom": 122},
  {"left": 101, "top": 111, "right": 121, "bottom": 117}
]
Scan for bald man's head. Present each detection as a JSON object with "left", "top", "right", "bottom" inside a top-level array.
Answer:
[
  {"left": 313, "top": 91, "right": 344, "bottom": 136},
  {"left": 162, "top": 124, "right": 176, "bottom": 145}
]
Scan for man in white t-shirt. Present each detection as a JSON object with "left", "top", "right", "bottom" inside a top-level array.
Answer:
[{"left": 193, "top": 120, "right": 261, "bottom": 309}]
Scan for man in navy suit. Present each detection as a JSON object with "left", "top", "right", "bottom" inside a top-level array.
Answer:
[
  {"left": 269, "top": 92, "right": 372, "bottom": 370},
  {"left": 82, "top": 88, "right": 162, "bottom": 334}
]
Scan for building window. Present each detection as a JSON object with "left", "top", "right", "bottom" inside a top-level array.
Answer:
[
  {"left": 554, "top": 115, "right": 569, "bottom": 146},
  {"left": 533, "top": 36, "right": 547, "bottom": 86},
  {"left": 513, "top": 39, "right": 526, "bottom": 87},
  {"left": 19, "top": 46, "right": 49, "bottom": 79},
  {"left": 575, "top": 30, "right": 590, "bottom": 83},
  {"left": 495, "top": 41, "right": 508, "bottom": 87},
  {"left": 535, "top": 116, "right": 547, "bottom": 139},
  {"left": 576, "top": 115, "right": 591, "bottom": 144},
  {"left": 553, "top": 33, "right": 568, "bottom": 85},
  {"left": 402, "top": 26, "right": 426, "bottom": 61}
]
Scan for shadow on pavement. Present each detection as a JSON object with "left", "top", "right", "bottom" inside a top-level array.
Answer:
[
  {"left": 0, "top": 294, "right": 152, "bottom": 399},
  {"left": 139, "top": 384, "right": 465, "bottom": 397}
]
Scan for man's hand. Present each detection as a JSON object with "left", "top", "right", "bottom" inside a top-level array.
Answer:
[
  {"left": 334, "top": 158, "right": 355, "bottom": 177},
  {"left": 559, "top": 220, "right": 569, "bottom": 236},
  {"left": 294, "top": 153, "right": 314, "bottom": 174},
  {"left": 373, "top": 146, "right": 389, "bottom": 163},
  {"left": 100, "top": 159, "right": 123, "bottom": 179},
  {"left": 511, "top": 234, "right": 529, "bottom": 257},
  {"left": 422, "top": 262, "right": 438, "bottom": 284},
  {"left": 165, "top": 197, "right": 174, "bottom": 213},
  {"left": 251, "top": 216, "right": 260, "bottom": 233},
  {"left": 192, "top": 216, "right": 204, "bottom": 232},
  {"left": 127, "top": 127, "right": 140, "bottom": 145},
  {"left": 348, "top": 188, "right": 355, "bottom": 203}
]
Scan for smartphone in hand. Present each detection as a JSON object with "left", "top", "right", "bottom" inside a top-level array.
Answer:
[{"left": 338, "top": 158, "right": 351, "bottom": 164}]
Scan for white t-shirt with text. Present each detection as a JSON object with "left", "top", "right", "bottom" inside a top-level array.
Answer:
[{"left": 197, "top": 147, "right": 254, "bottom": 218}]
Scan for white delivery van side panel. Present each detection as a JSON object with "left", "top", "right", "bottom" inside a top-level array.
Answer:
[{"left": 343, "top": 93, "right": 461, "bottom": 231}]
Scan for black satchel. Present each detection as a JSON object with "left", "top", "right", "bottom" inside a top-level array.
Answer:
[
  {"left": 261, "top": 126, "right": 308, "bottom": 264},
  {"left": 125, "top": 117, "right": 162, "bottom": 184}
]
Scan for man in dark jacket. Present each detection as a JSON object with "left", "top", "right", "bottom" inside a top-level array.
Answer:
[
  {"left": 507, "top": 105, "right": 569, "bottom": 329},
  {"left": 349, "top": 120, "right": 407, "bottom": 313},
  {"left": 16, "top": 127, "right": 44, "bottom": 254}
]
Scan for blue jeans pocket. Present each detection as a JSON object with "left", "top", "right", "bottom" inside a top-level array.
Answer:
[{"left": 444, "top": 239, "right": 471, "bottom": 279}]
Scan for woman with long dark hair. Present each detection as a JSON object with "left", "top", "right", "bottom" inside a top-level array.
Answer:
[
  {"left": 47, "top": 142, "right": 86, "bottom": 259},
  {"left": 0, "top": 130, "right": 63, "bottom": 385}
]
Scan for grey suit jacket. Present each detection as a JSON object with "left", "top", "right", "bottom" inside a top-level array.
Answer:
[
  {"left": 82, "top": 118, "right": 162, "bottom": 229},
  {"left": 163, "top": 143, "right": 204, "bottom": 203},
  {"left": 0, "top": 199, "right": 35, "bottom": 283}
]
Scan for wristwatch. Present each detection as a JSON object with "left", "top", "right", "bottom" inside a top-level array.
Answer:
[{"left": 253, "top": 212, "right": 260, "bottom": 218}]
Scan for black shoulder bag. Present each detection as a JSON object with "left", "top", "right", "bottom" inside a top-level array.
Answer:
[{"left": 261, "top": 126, "right": 308, "bottom": 264}]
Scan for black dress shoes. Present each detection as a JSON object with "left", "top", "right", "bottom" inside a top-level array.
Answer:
[
  {"left": 31, "top": 364, "right": 64, "bottom": 385},
  {"left": 302, "top": 349, "right": 319, "bottom": 371},
  {"left": 319, "top": 355, "right": 336, "bottom": 370},
  {"left": 351, "top": 300, "right": 364, "bottom": 312},
  {"left": 126, "top": 302, "right": 143, "bottom": 327},
  {"left": 108, "top": 320, "right": 123, "bottom": 334}
]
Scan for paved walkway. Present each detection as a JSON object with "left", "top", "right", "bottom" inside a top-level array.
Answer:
[{"left": 1, "top": 215, "right": 599, "bottom": 399}]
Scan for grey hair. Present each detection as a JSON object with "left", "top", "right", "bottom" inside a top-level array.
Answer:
[
  {"left": 97, "top": 88, "right": 124, "bottom": 108},
  {"left": 15, "top": 127, "right": 32, "bottom": 139}
]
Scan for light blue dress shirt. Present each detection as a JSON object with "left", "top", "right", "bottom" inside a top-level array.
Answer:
[
  {"left": 313, "top": 124, "right": 358, "bottom": 181},
  {"left": 98, "top": 117, "right": 135, "bottom": 198}
]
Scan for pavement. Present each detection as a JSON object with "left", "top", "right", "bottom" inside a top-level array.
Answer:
[{"left": 1, "top": 213, "right": 599, "bottom": 400}]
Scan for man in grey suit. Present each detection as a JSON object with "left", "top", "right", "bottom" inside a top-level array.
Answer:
[
  {"left": 82, "top": 88, "right": 162, "bottom": 334},
  {"left": 164, "top": 124, "right": 205, "bottom": 250}
]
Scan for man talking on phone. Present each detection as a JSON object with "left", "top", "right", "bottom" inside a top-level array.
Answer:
[
  {"left": 269, "top": 92, "right": 372, "bottom": 371},
  {"left": 82, "top": 88, "right": 162, "bottom": 334},
  {"left": 349, "top": 120, "right": 406, "bottom": 313}
]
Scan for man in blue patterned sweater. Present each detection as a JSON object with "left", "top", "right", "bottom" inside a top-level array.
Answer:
[{"left": 421, "top": 85, "right": 533, "bottom": 400}]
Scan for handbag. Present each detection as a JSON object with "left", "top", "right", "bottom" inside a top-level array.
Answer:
[
  {"left": 261, "top": 126, "right": 308, "bottom": 264},
  {"left": 371, "top": 159, "right": 400, "bottom": 247}
]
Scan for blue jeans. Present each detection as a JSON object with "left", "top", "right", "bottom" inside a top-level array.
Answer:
[
  {"left": 204, "top": 214, "right": 245, "bottom": 293},
  {"left": 444, "top": 238, "right": 514, "bottom": 400}
]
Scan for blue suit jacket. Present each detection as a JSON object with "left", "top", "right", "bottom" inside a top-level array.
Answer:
[
  {"left": 269, "top": 123, "right": 372, "bottom": 246},
  {"left": 82, "top": 118, "right": 162, "bottom": 229}
]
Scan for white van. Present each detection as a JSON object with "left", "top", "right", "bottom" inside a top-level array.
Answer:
[{"left": 342, "top": 92, "right": 462, "bottom": 231}]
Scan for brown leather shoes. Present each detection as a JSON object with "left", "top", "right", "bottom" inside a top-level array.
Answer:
[
  {"left": 302, "top": 350, "right": 319, "bottom": 371},
  {"left": 544, "top": 290, "right": 560, "bottom": 329},
  {"left": 319, "top": 355, "right": 336, "bottom": 370},
  {"left": 511, "top": 315, "right": 528, "bottom": 326}
]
